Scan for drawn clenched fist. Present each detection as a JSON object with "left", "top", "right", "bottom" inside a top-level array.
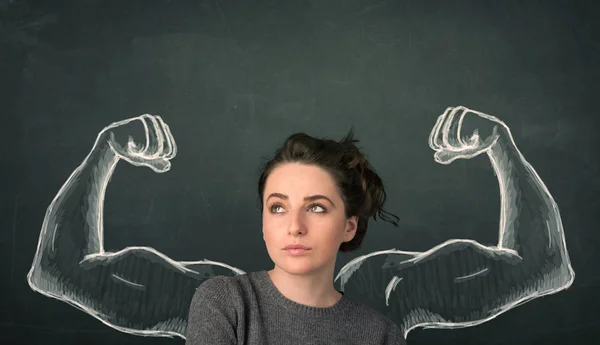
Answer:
[
  {"left": 429, "top": 106, "right": 503, "bottom": 164},
  {"left": 102, "top": 114, "right": 177, "bottom": 173}
]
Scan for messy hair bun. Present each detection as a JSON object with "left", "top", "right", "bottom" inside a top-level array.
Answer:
[{"left": 257, "top": 128, "right": 399, "bottom": 252}]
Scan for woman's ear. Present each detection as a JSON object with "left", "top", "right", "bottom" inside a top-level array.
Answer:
[{"left": 343, "top": 216, "right": 358, "bottom": 242}]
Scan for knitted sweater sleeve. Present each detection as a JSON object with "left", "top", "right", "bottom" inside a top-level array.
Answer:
[
  {"left": 384, "top": 319, "right": 407, "bottom": 345},
  {"left": 185, "top": 277, "right": 238, "bottom": 345}
]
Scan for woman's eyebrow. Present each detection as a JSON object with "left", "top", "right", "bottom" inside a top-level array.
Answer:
[
  {"left": 304, "top": 195, "right": 336, "bottom": 207},
  {"left": 266, "top": 193, "right": 336, "bottom": 207}
]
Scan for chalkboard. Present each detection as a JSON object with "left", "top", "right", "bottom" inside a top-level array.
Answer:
[{"left": 2, "top": 1, "right": 599, "bottom": 344}]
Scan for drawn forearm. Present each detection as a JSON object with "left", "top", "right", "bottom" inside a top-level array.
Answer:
[
  {"left": 489, "top": 125, "right": 572, "bottom": 276},
  {"left": 28, "top": 133, "right": 118, "bottom": 286}
]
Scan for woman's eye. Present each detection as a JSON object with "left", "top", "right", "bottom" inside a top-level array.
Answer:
[
  {"left": 269, "top": 204, "right": 326, "bottom": 213},
  {"left": 270, "top": 205, "right": 284, "bottom": 213},
  {"left": 309, "top": 204, "right": 326, "bottom": 213}
]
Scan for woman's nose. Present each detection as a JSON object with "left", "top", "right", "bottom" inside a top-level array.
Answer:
[{"left": 287, "top": 211, "right": 307, "bottom": 236}]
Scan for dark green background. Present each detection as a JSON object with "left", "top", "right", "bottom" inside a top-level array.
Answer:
[{"left": 2, "top": 0, "right": 599, "bottom": 344}]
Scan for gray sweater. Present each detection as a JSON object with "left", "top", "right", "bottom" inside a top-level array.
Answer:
[{"left": 185, "top": 270, "right": 406, "bottom": 345}]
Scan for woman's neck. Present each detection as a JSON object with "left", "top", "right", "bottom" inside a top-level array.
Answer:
[{"left": 267, "top": 267, "right": 342, "bottom": 308}]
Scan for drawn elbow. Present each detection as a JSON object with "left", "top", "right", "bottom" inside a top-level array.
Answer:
[
  {"left": 550, "top": 250, "right": 575, "bottom": 290},
  {"left": 27, "top": 256, "right": 70, "bottom": 297},
  {"left": 27, "top": 264, "right": 51, "bottom": 295},
  {"left": 558, "top": 262, "right": 575, "bottom": 290},
  {"left": 536, "top": 261, "right": 575, "bottom": 295}
]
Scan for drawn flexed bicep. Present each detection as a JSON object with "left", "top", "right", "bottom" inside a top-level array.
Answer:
[
  {"left": 52, "top": 248, "right": 243, "bottom": 338},
  {"left": 338, "top": 106, "right": 573, "bottom": 338},
  {"left": 28, "top": 115, "right": 244, "bottom": 339},
  {"left": 385, "top": 242, "right": 527, "bottom": 336}
]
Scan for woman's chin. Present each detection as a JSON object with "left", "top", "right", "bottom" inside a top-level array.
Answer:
[{"left": 275, "top": 261, "right": 318, "bottom": 276}]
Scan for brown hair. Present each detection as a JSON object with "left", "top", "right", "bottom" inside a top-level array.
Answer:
[{"left": 257, "top": 128, "right": 399, "bottom": 252}]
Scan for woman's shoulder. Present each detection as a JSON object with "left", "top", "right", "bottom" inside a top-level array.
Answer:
[
  {"left": 342, "top": 297, "right": 405, "bottom": 343},
  {"left": 195, "top": 272, "right": 246, "bottom": 291},
  {"left": 193, "top": 271, "right": 260, "bottom": 301},
  {"left": 342, "top": 296, "right": 402, "bottom": 332}
]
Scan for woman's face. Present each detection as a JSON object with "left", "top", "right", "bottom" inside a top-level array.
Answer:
[{"left": 262, "top": 162, "right": 357, "bottom": 277}]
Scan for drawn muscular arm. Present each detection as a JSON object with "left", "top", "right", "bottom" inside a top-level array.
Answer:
[
  {"left": 27, "top": 115, "right": 244, "bottom": 339},
  {"left": 337, "top": 107, "right": 575, "bottom": 338}
]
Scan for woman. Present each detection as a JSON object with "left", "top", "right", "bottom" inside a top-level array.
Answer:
[{"left": 185, "top": 130, "right": 405, "bottom": 344}]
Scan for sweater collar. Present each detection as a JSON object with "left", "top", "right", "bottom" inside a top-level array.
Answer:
[{"left": 252, "top": 270, "right": 353, "bottom": 318}]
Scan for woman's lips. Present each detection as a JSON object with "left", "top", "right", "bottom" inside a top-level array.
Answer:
[
  {"left": 284, "top": 248, "right": 311, "bottom": 256},
  {"left": 284, "top": 244, "right": 311, "bottom": 250},
  {"left": 283, "top": 245, "right": 312, "bottom": 256}
]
